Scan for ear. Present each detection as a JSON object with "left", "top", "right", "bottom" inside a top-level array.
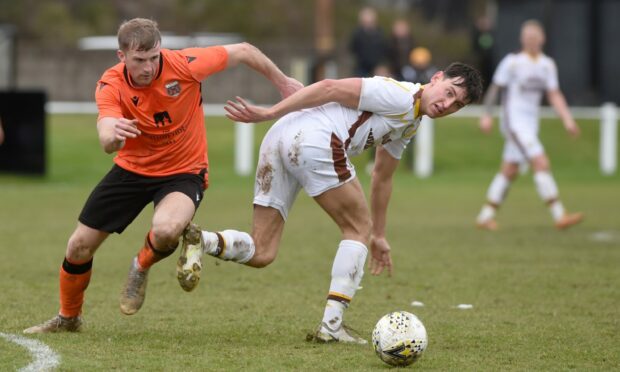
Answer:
[
  {"left": 429, "top": 70, "right": 444, "bottom": 85},
  {"left": 117, "top": 50, "right": 125, "bottom": 63}
]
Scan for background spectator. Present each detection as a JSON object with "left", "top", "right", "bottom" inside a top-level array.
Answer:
[
  {"left": 349, "top": 7, "right": 387, "bottom": 77},
  {"left": 402, "top": 47, "right": 438, "bottom": 84},
  {"left": 387, "top": 19, "right": 415, "bottom": 80},
  {"left": 471, "top": 15, "right": 495, "bottom": 89}
]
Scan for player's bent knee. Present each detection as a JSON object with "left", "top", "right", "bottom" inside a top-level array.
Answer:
[
  {"left": 151, "top": 222, "right": 184, "bottom": 248},
  {"left": 66, "top": 234, "right": 96, "bottom": 261},
  {"left": 532, "top": 157, "right": 550, "bottom": 172},
  {"left": 247, "top": 249, "right": 276, "bottom": 268},
  {"left": 502, "top": 166, "right": 519, "bottom": 181}
]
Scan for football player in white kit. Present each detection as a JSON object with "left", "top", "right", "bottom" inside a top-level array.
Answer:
[
  {"left": 476, "top": 20, "right": 583, "bottom": 231},
  {"left": 178, "top": 63, "right": 482, "bottom": 343}
]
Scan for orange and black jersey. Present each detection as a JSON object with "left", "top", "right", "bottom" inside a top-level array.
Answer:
[{"left": 95, "top": 47, "right": 229, "bottom": 187}]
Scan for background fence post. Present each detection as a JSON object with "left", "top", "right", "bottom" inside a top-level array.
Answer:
[
  {"left": 600, "top": 102, "right": 617, "bottom": 175},
  {"left": 234, "top": 122, "right": 254, "bottom": 176},
  {"left": 414, "top": 116, "right": 434, "bottom": 178}
]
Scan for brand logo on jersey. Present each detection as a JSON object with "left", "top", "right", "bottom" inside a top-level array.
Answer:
[
  {"left": 131, "top": 96, "right": 139, "bottom": 106},
  {"left": 186, "top": 56, "right": 197, "bottom": 64},
  {"left": 364, "top": 129, "right": 375, "bottom": 150},
  {"left": 165, "top": 81, "right": 181, "bottom": 97},
  {"left": 402, "top": 123, "right": 417, "bottom": 139},
  {"left": 381, "top": 133, "right": 392, "bottom": 145},
  {"left": 153, "top": 111, "right": 172, "bottom": 127}
]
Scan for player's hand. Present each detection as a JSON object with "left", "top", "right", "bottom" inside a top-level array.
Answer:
[
  {"left": 479, "top": 114, "right": 493, "bottom": 134},
  {"left": 565, "top": 120, "right": 581, "bottom": 139},
  {"left": 278, "top": 77, "right": 304, "bottom": 99},
  {"left": 114, "top": 118, "right": 140, "bottom": 141},
  {"left": 369, "top": 236, "right": 393, "bottom": 277},
  {"left": 225, "top": 96, "right": 273, "bottom": 123}
]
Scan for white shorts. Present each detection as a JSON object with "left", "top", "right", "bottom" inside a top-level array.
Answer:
[
  {"left": 500, "top": 114, "right": 545, "bottom": 163},
  {"left": 253, "top": 112, "right": 356, "bottom": 220}
]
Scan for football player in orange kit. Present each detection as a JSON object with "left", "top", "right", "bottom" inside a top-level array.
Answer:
[{"left": 24, "top": 18, "right": 302, "bottom": 333}]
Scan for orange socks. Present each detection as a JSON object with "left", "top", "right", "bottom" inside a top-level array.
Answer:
[
  {"left": 136, "top": 230, "right": 177, "bottom": 271},
  {"left": 58, "top": 230, "right": 177, "bottom": 317},
  {"left": 137, "top": 231, "right": 158, "bottom": 271},
  {"left": 59, "top": 258, "right": 92, "bottom": 318}
]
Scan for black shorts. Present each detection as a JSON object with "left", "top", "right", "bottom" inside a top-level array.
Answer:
[{"left": 79, "top": 165, "right": 206, "bottom": 234}]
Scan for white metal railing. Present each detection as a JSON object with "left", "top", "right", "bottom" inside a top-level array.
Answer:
[{"left": 45, "top": 102, "right": 618, "bottom": 177}]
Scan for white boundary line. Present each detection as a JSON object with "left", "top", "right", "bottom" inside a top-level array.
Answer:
[{"left": 0, "top": 332, "right": 61, "bottom": 372}]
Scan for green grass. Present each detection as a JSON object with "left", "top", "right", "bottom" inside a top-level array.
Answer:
[{"left": 0, "top": 115, "right": 618, "bottom": 371}]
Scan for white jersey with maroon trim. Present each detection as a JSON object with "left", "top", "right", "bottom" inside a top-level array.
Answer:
[
  {"left": 494, "top": 51, "right": 559, "bottom": 128},
  {"left": 252, "top": 76, "right": 424, "bottom": 220},
  {"left": 493, "top": 51, "right": 559, "bottom": 162},
  {"left": 296, "top": 76, "right": 423, "bottom": 160}
]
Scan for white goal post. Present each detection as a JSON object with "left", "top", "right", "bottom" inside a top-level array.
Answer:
[{"left": 46, "top": 102, "right": 618, "bottom": 177}]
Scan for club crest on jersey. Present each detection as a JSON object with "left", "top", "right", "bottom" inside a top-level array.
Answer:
[{"left": 165, "top": 81, "right": 181, "bottom": 97}]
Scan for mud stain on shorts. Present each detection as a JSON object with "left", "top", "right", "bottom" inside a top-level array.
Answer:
[
  {"left": 288, "top": 130, "right": 302, "bottom": 166},
  {"left": 257, "top": 162, "right": 274, "bottom": 193}
]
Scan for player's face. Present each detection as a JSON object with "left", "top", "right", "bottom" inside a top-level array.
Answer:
[
  {"left": 420, "top": 71, "right": 468, "bottom": 118},
  {"left": 118, "top": 43, "right": 161, "bottom": 87},
  {"left": 521, "top": 26, "right": 545, "bottom": 55}
]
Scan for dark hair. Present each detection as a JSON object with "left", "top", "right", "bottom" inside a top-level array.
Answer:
[
  {"left": 117, "top": 18, "right": 161, "bottom": 52},
  {"left": 443, "top": 62, "right": 483, "bottom": 104}
]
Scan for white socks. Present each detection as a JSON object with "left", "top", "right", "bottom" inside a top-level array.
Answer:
[
  {"left": 477, "top": 173, "right": 511, "bottom": 223},
  {"left": 321, "top": 240, "right": 368, "bottom": 330},
  {"left": 201, "top": 229, "right": 256, "bottom": 264},
  {"left": 478, "top": 171, "right": 566, "bottom": 223},
  {"left": 534, "top": 171, "right": 565, "bottom": 221},
  {"left": 487, "top": 173, "right": 511, "bottom": 204}
]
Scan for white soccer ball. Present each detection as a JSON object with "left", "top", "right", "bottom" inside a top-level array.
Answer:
[{"left": 372, "top": 311, "right": 428, "bottom": 367}]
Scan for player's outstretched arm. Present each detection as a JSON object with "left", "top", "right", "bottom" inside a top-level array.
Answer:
[
  {"left": 479, "top": 83, "right": 501, "bottom": 134},
  {"left": 223, "top": 43, "right": 303, "bottom": 99},
  {"left": 369, "top": 146, "right": 400, "bottom": 277},
  {"left": 225, "top": 78, "right": 362, "bottom": 123},
  {"left": 96, "top": 117, "right": 141, "bottom": 154},
  {"left": 547, "top": 89, "right": 580, "bottom": 138}
]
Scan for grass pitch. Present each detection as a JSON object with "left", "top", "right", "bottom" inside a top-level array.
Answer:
[{"left": 0, "top": 114, "right": 618, "bottom": 370}]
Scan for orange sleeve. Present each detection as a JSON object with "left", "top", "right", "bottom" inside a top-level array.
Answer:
[
  {"left": 95, "top": 81, "right": 122, "bottom": 121},
  {"left": 180, "top": 46, "right": 229, "bottom": 82}
]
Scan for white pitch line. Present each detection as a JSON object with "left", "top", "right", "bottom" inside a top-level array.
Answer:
[{"left": 0, "top": 332, "right": 61, "bottom": 372}]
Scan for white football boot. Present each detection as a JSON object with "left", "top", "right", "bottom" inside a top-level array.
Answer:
[
  {"left": 308, "top": 322, "right": 368, "bottom": 345},
  {"left": 176, "top": 223, "right": 204, "bottom": 292}
]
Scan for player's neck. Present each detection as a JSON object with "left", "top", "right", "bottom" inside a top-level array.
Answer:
[{"left": 523, "top": 49, "right": 541, "bottom": 59}]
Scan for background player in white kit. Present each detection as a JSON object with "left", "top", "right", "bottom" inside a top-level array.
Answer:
[
  {"left": 475, "top": 20, "right": 583, "bottom": 231},
  {"left": 177, "top": 63, "right": 483, "bottom": 344}
]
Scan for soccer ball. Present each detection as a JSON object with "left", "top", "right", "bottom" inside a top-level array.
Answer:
[{"left": 372, "top": 311, "right": 428, "bottom": 367}]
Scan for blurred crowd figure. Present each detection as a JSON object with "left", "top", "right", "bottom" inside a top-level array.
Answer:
[
  {"left": 387, "top": 19, "right": 415, "bottom": 80},
  {"left": 401, "top": 47, "right": 437, "bottom": 84},
  {"left": 349, "top": 7, "right": 387, "bottom": 77},
  {"left": 471, "top": 15, "right": 495, "bottom": 89},
  {"left": 349, "top": 7, "right": 438, "bottom": 88},
  {"left": 349, "top": 8, "right": 442, "bottom": 172}
]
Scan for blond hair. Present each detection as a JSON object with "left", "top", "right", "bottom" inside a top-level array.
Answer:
[
  {"left": 521, "top": 19, "right": 544, "bottom": 35},
  {"left": 117, "top": 18, "right": 161, "bottom": 52}
]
